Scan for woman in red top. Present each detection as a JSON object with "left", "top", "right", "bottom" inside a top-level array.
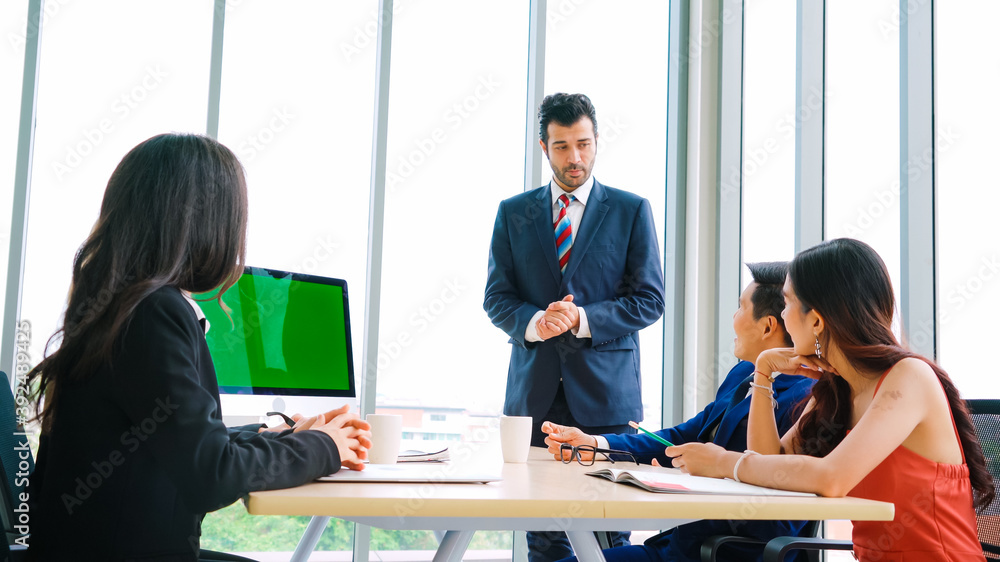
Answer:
[{"left": 666, "top": 238, "right": 994, "bottom": 561}]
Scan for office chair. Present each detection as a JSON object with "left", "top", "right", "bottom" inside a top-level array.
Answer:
[
  {"left": 968, "top": 399, "right": 1000, "bottom": 561},
  {"left": 699, "top": 519, "right": 851, "bottom": 562},
  {"left": 0, "top": 373, "right": 31, "bottom": 562},
  {"left": 745, "top": 398, "right": 1000, "bottom": 562}
]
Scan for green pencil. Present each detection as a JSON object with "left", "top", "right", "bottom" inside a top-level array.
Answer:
[{"left": 628, "top": 421, "right": 675, "bottom": 447}]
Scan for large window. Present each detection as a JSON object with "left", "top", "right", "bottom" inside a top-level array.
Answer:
[
  {"left": 22, "top": 0, "right": 213, "bottom": 373},
  {"left": 936, "top": 1, "right": 1000, "bottom": 399},
  {"left": 824, "top": 0, "right": 901, "bottom": 329},
  {"left": 0, "top": 1, "right": 29, "bottom": 369},
  {"left": 372, "top": 0, "right": 529, "bottom": 553},
  {"left": 375, "top": 0, "right": 528, "bottom": 420},
  {"left": 216, "top": 0, "right": 377, "bottom": 390},
  {"left": 545, "top": 0, "right": 669, "bottom": 425},
  {"left": 741, "top": 0, "right": 795, "bottom": 276}
]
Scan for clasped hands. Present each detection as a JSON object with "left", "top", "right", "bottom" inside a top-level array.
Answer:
[
  {"left": 536, "top": 294, "right": 580, "bottom": 340},
  {"left": 258, "top": 404, "right": 372, "bottom": 471}
]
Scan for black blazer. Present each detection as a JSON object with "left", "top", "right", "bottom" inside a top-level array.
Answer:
[{"left": 28, "top": 286, "right": 341, "bottom": 561}]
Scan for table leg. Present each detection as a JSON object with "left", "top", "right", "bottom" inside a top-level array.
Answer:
[
  {"left": 290, "top": 515, "right": 330, "bottom": 562},
  {"left": 566, "top": 531, "right": 607, "bottom": 562},
  {"left": 431, "top": 530, "right": 476, "bottom": 562}
]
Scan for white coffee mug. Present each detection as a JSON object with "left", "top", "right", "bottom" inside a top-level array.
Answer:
[
  {"left": 365, "top": 414, "right": 403, "bottom": 465},
  {"left": 500, "top": 415, "right": 533, "bottom": 463}
]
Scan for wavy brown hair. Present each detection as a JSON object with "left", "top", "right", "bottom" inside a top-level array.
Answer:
[
  {"left": 27, "top": 133, "right": 247, "bottom": 431},
  {"left": 790, "top": 238, "right": 994, "bottom": 510}
]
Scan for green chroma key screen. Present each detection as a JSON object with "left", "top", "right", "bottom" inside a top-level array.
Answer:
[{"left": 196, "top": 267, "right": 356, "bottom": 397}]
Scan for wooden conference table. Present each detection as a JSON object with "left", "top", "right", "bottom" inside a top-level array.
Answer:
[{"left": 246, "top": 448, "right": 894, "bottom": 562}]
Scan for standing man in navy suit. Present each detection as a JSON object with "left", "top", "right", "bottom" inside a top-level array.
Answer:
[{"left": 485, "top": 93, "right": 665, "bottom": 562}]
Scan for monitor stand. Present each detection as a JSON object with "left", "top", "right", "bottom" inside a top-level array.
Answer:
[{"left": 220, "top": 394, "right": 359, "bottom": 427}]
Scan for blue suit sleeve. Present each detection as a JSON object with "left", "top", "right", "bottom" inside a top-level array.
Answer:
[
  {"left": 484, "top": 201, "right": 543, "bottom": 347},
  {"left": 603, "top": 410, "right": 709, "bottom": 465},
  {"left": 602, "top": 362, "right": 755, "bottom": 465},
  {"left": 775, "top": 377, "right": 815, "bottom": 435},
  {"left": 580, "top": 199, "right": 665, "bottom": 345}
]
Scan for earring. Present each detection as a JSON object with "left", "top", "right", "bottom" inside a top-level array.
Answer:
[{"left": 814, "top": 336, "right": 822, "bottom": 358}]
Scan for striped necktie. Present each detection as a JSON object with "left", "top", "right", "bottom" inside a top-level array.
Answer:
[{"left": 554, "top": 194, "right": 575, "bottom": 273}]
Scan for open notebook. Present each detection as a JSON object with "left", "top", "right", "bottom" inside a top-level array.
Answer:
[{"left": 587, "top": 467, "right": 816, "bottom": 496}]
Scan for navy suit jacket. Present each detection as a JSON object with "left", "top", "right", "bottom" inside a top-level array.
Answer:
[
  {"left": 605, "top": 361, "right": 816, "bottom": 562},
  {"left": 484, "top": 181, "right": 665, "bottom": 426}
]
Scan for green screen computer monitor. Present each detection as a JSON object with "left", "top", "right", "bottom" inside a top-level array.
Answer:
[{"left": 196, "top": 266, "right": 356, "bottom": 398}]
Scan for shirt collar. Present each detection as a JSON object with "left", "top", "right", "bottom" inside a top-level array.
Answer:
[
  {"left": 181, "top": 291, "right": 211, "bottom": 334},
  {"left": 549, "top": 175, "right": 594, "bottom": 207}
]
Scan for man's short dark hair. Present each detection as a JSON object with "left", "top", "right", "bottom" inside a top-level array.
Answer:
[
  {"left": 538, "top": 93, "right": 598, "bottom": 146},
  {"left": 746, "top": 261, "right": 793, "bottom": 346}
]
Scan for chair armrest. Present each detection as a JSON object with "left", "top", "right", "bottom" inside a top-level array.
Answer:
[
  {"left": 699, "top": 534, "right": 766, "bottom": 562},
  {"left": 9, "top": 543, "right": 29, "bottom": 562},
  {"left": 762, "top": 536, "right": 853, "bottom": 562}
]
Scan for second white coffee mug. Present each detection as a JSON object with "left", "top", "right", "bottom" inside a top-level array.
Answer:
[
  {"left": 499, "top": 415, "right": 532, "bottom": 463},
  {"left": 365, "top": 413, "right": 403, "bottom": 465}
]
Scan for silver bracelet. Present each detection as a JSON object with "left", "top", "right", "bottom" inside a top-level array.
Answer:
[
  {"left": 749, "top": 381, "right": 778, "bottom": 409},
  {"left": 733, "top": 450, "right": 759, "bottom": 483}
]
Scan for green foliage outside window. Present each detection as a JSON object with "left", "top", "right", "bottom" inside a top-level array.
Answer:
[{"left": 201, "top": 503, "right": 513, "bottom": 553}]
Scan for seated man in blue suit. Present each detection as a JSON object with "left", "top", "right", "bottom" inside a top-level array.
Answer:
[{"left": 543, "top": 261, "right": 815, "bottom": 562}]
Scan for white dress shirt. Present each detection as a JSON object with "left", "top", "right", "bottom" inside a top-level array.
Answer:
[
  {"left": 524, "top": 177, "right": 595, "bottom": 342},
  {"left": 182, "top": 291, "right": 211, "bottom": 335}
]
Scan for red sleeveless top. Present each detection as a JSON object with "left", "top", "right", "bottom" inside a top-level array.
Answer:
[{"left": 847, "top": 370, "right": 985, "bottom": 561}]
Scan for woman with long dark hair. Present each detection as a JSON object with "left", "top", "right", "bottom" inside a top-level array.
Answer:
[
  {"left": 25, "top": 133, "right": 371, "bottom": 561},
  {"left": 666, "top": 238, "right": 993, "bottom": 561}
]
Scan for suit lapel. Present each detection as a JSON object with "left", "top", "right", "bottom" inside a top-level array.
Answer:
[
  {"left": 560, "top": 180, "right": 609, "bottom": 288},
  {"left": 699, "top": 403, "right": 730, "bottom": 443},
  {"left": 714, "top": 375, "right": 800, "bottom": 446},
  {"left": 714, "top": 397, "right": 750, "bottom": 446},
  {"left": 531, "top": 186, "right": 562, "bottom": 286}
]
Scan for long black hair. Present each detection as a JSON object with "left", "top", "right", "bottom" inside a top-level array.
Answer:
[
  {"left": 790, "top": 238, "right": 994, "bottom": 510},
  {"left": 27, "top": 133, "right": 248, "bottom": 431}
]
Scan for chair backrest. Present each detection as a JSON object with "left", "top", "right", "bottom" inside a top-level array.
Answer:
[
  {"left": 0, "top": 372, "right": 33, "bottom": 551},
  {"left": 966, "top": 399, "right": 1000, "bottom": 561}
]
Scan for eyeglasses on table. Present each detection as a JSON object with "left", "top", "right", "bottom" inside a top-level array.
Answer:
[{"left": 559, "top": 443, "right": 640, "bottom": 466}]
